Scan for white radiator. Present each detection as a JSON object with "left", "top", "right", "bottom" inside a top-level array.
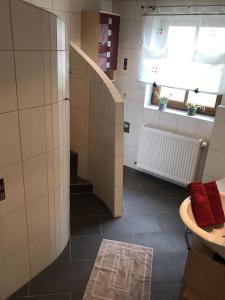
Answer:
[{"left": 137, "top": 126, "right": 204, "bottom": 186}]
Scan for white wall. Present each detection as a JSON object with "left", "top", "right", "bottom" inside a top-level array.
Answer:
[{"left": 113, "top": 0, "right": 223, "bottom": 180}]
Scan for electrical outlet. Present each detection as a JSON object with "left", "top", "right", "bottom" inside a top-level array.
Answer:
[{"left": 0, "top": 178, "right": 5, "bottom": 201}]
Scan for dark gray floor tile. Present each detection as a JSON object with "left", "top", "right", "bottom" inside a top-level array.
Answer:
[
  {"left": 123, "top": 166, "right": 140, "bottom": 176},
  {"left": 70, "top": 198, "right": 111, "bottom": 217},
  {"left": 70, "top": 216, "right": 101, "bottom": 236},
  {"left": 8, "top": 284, "right": 29, "bottom": 298},
  {"left": 70, "top": 193, "right": 99, "bottom": 201},
  {"left": 135, "top": 232, "right": 187, "bottom": 254},
  {"left": 10, "top": 295, "right": 70, "bottom": 300},
  {"left": 102, "top": 232, "right": 136, "bottom": 244},
  {"left": 71, "top": 235, "right": 102, "bottom": 260},
  {"left": 123, "top": 186, "right": 144, "bottom": 199},
  {"left": 156, "top": 213, "right": 184, "bottom": 232},
  {"left": 152, "top": 254, "right": 186, "bottom": 284},
  {"left": 142, "top": 184, "right": 188, "bottom": 198},
  {"left": 152, "top": 283, "right": 181, "bottom": 300},
  {"left": 56, "top": 242, "right": 70, "bottom": 262},
  {"left": 71, "top": 294, "right": 84, "bottom": 300},
  {"left": 124, "top": 172, "right": 167, "bottom": 186},
  {"left": 124, "top": 196, "right": 178, "bottom": 215},
  {"left": 100, "top": 214, "right": 161, "bottom": 234},
  {"left": 29, "top": 260, "right": 94, "bottom": 295}
]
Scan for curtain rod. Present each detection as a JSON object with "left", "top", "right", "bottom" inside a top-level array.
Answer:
[
  {"left": 141, "top": 4, "right": 225, "bottom": 16},
  {"left": 137, "top": 80, "right": 221, "bottom": 95}
]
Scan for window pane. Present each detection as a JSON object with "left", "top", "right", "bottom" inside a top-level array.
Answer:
[
  {"left": 160, "top": 86, "right": 185, "bottom": 102},
  {"left": 167, "top": 26, "right": 196, "bottom": 60},
  {"left": 187, "top": 91, "right": 217, "bottom": 108}
]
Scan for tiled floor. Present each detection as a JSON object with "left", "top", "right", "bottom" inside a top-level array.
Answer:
[{"left": 9, "top": 166, "right": 189, "bottom": 300}]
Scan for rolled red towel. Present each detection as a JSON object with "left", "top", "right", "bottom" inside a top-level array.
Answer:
[
  {"left": 204, "top": 181, "right": 225, "bottom": 225},
  {"left": 187, "top": 182, "right": 215, "bottom": 228}
]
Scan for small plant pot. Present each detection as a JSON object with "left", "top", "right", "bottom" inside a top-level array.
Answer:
[
  {"left": 159, "top": 103, "right": 167, "bottom": 111},
  {"left": 187, "top": 108, "right": 197, "bottom": 116}
]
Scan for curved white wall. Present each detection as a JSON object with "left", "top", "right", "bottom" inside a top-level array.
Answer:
[
  {"left": 0, "top": 1, "right": 70, "bottom": 299},
  {"left": 70, "top": 43, "right": 124, "bottom": 217}
]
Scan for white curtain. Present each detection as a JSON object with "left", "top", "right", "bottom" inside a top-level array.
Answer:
[{"left": 139, "top": 15, "right": 225, "bottom": 94}]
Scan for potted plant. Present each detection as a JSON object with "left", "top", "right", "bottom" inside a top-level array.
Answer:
[
  {"left": 186, "top": 103, "right": 202, "bottom": 116},
  {"left": 155, "top": 92, "right": 169, "bottom": 111}
]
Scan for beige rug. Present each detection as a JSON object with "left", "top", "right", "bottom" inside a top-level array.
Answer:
[{"left": 83, "top": 239, "right": 153, "bottom": 300}]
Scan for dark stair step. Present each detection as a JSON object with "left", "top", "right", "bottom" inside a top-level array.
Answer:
[
  {"left": 70, "top": 175, "right": 93, "bottom": 194},
  {"left": 70, "top": 151, "right": 78, "bottom": 176}
]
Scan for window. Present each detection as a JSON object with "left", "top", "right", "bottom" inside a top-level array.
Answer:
[
  {"left": 139, "top": 18, "right": 225, "bottom": 115},
  {"left": 150, "top": 85, "right": 221, "bottom": 116}
]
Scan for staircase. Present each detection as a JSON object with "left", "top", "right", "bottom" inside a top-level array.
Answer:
[{"left": 70, "top": 151, "right": 93, "bottom": 195}]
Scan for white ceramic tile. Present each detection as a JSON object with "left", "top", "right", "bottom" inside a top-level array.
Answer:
[
  {"left": 124, "top": 124, "right": 140, "bottom": 147},
  {"left": 115, "top": 73, "right": 130, "bottom": 99},
  {"left": 126, "top": 101, "right": 143, "bottom": 126},
  {"left": 0, "top": 51, "right": 17, "bottom": 113},
  {"left": 159, "top": 111, "right": 178, "bottom": 132},
  {"left": 32, "top": 0, "right": 53, "bottom": 9},
  {"left": 124, "top": 145, "right": 137, "bottom": 167},
  {"left": 118, "top": 0, "right": 136, "bottom": 20},
  {"left": 177, "top": 116, "right": 198, "bottom": 137},
  {"left": 70, "top": 78, "right": 86, "bottom": 110},
  {"left": 42, "top": 51, "right": 52, "bottom": 105},
  {"left": 11, "top": 0, "right": 43, "bottom": 50},
  {"left": 204, "top": 149, "right": 225, "bottom": 180},
  {"left": 19, "top": 107, "right": 47, "bottom": 160},
  {"left": 41, "top": 10, "right": 51, "bottom": 50},
  {"left": 47, "top": 151, "right": 55, "bottom": 192},
  {"left": 23, "top": 154, "right": 48, "bottom": 204},
  {"left": 210, "top": 122, "right": 225, "bottom": 153},
  {"left": 45, "top": 105, "right": 54, "bottom": 151},
  {"left": 128, "top": 76, "right": 146, "bottom": 103},
  {"left": 29, "top": 231, "right": 51, "bottom": 277},
  {"left": 57, "top": 51, "right": 66, "bottom": 101},
  {"left": 2, "top": 246, "right": 30, "bottom": 299},
  {"left": 0, "top": 112, "right": 21, "bottom": 169},
  {"left": 0, "top": 163, "right": 25, "bottom": 219},
  {"left": 54, "top": 148, "right": 60, "bottom": 189},
  {"left": 52, "top": 102, "right": 60, "bottom": 147},
  {"left": 52, "top": 0, "right": 70, "bottom": 11},
  {"left": 0, "top": 209, "right": 28, "bottom": 261},
  {"left": 70, "top": 13, "right": 81, "bottom": 46},
  {"left": 117, "top": 48, "right": 134, "bottom": 75},
  {"left": 196, "top": 119, "right": 214, "bottom": 140},
  {"left": 26, "top": 195, "right": 50, "bottom": 241},
  {"left": 50, "top": 15, "right": 57, "bottom": 51},
  {"left": 48, "top": 191, "right": 55, "bottom": 228},
  {"left": 215, "top": 105, "right": 225, "bottom": 123},
  {"left": 119, "top": 20, "right": 143, "bottom": 49},
  {"left": 70, "top": 0, "right": 100, "bottom": 13},
  {"left": 0, "top": 0, "right": 13, "bottom": 50},
  {"left": 142, "top": 108, "right": 160, "bottom": 127},
  {"left": 15, "top": 51, "right": 45, "bottom": 109}
]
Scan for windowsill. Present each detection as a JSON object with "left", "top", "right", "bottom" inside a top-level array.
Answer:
[{"left": 145, "top": 104, "right": 215, "bottom": 123}]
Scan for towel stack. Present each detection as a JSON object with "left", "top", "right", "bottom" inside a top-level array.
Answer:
[{"left": 187, "top": 181, "right": 225, "bottom": 228}]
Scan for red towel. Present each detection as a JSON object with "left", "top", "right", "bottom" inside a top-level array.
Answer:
[
  {"left": 204, "top": 181, "right": 225, "bottom": 225},
  {"left": 187, "top": 182, "right": 215, "bottom": 228}
]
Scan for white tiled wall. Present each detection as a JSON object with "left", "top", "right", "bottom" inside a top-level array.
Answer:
[
  {"left": 70, "top": 43, "right": 124, "bottom": 217},
  {"left": 113, "top": 0, "right": 216, "bottom": 180},
  {"left": 0, "top": 1, "right": 70, "bottom": 299},
  {"left": 22, "top": 0, "right": 102, "bottom": 47},
  {"left": 203, "top": 105, "right": 225, "bottom": 182}
]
